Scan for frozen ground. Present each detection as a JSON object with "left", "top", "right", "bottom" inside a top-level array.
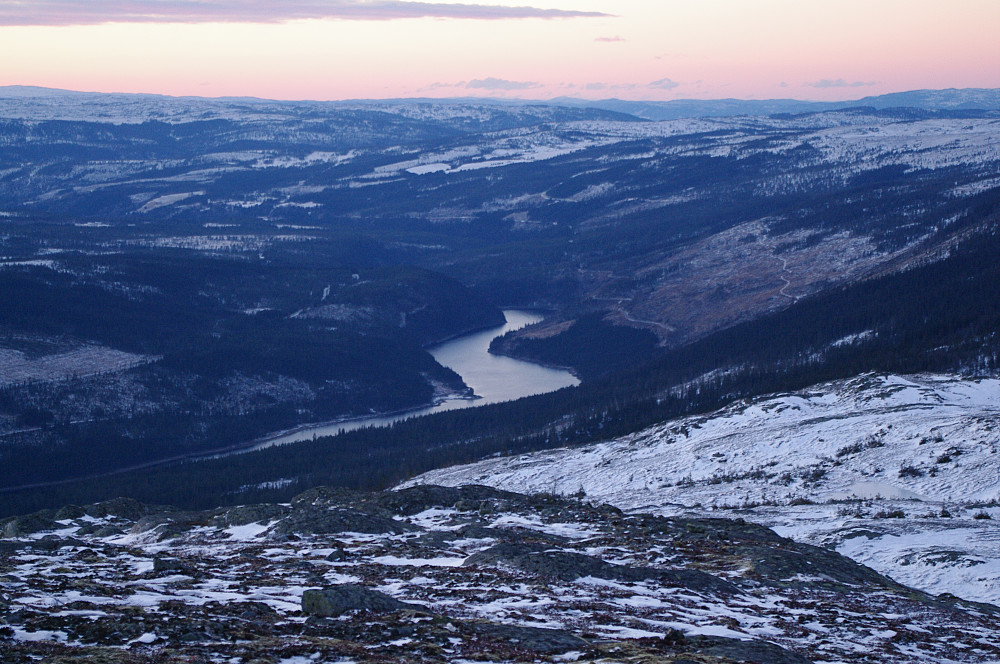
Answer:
[
  {"left": 408, "top": 374, "right": 1000, "bottom": 606},
  {"left": 2, "top": 484, "right": 998, "bottom": 662}
]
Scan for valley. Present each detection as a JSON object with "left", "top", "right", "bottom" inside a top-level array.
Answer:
[
  {"left": 249, "top": 310, "right": 578, "bottom": 450},
  {"left": 1, "top": 87, "right": 999, "bottom": 505},
  {"left": 1, "top": 86, "right": 1000, "bottom": 661}
]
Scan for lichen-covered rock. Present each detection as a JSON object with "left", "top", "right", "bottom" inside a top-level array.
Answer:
[
  {"left": 289, "top": 485, "right": 362, "bottom": 507},
  {"left": 214, "top": 503, "right": 290, "bottom": 528},
  {"left": 2, "top": 513, "right": 58, "bottom": 538},
  {"left": 152, "top": 555, "right": 193, "bottom": 575},
  {"left": 689, "top": 635, "right": 812, "bottom": 664},
  {"left": 738, "top": 543, "right": 903, "bottom": 589},
  {"left": 465, "top": 541, "right": 738, "bottom": 594},
  {"left": 466, "top": 621, "right": 589, "bottom": 654},
  {"left": 267, "top": 505, "right": 417, "bottom": 537},
  {"left": 377, "top": 484, "right": 520, "bottom": 516},
  {"left": 54, "top": 505, "right": 86, "bottom": 521},
  {"left": 301, "top": 584, "right": 426, "bottom": 617},
  {"left": 131, "top": 511, "right": 208, "bottom": 540},
  {"left": 27, "top": 536, "right": 86, "bottom": 553},
  {"left": 1, "top": 485, "right": 998, "bottom": 664},
  {"left": 84, "top": 497, "right": 148, "bottom": 521}
]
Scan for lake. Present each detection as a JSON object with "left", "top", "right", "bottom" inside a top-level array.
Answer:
[{"left": 250, "top": 310, "right": 579, "bottom": 449}]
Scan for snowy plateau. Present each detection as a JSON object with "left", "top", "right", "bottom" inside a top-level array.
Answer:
[{"left": 409, "top": 374, "right": 1000, "bottom": 607}]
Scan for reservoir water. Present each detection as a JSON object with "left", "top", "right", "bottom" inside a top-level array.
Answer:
[{"left": 252, "top": 310, "right": 579, "bottom": 449}]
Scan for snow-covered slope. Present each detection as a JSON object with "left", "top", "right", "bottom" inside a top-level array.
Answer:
[{"left": 407, "top": 374, "right": 1000, "bottom": 605}]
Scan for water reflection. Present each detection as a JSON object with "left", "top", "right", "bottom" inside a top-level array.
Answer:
[{"left": 252, "top": 310, "right": 578, "bottom": 449}]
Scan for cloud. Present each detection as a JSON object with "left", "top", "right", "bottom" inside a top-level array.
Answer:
[
  {"left": 0, "top": 1, "right": 611, "bottom": 26},
  {"left": 649, "top": 77, "right": 680, "bottom": 90},
  {"left": 805, "top": 78, "right": 877, "bottom": 89},
  {"left": 466, "top": 77, "right": 541, "bottom": 91},
  {"left": 594, "top": 35, "right": 625, "bottom": 42},
  {"left": 423, "top": 81, "right": 467, "bottom": 90}
]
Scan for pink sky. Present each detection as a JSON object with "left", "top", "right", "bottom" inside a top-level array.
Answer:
[{"left": 0, "top": 0, "right": 997, "bottom": 101}]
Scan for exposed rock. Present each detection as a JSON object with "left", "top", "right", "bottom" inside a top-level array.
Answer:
[
  {"left": 214, "top": 503, "right": 290, "bottom": 528},
  {"left": 325, "top": 544, "right": 349, "bottom": 561},
  {"left": 289, "top": 485, "right": 362, "bottom": 507},
  {"left": 739, "top": 543, "right": 904, "bottom": 589},
  {"left": 466, "top": 621, "right": 589, "bottom": 654},
  {"left": 302, "top": 584, "right": 428, "bottom": 617},
  {"left": 84, "top": 497, "right": 148, "bottom": 521},
  {"left": 152, "top": 555, "right": 193, "bottom": 575},
  {"left": 465, "top": 541, "right": 738, "bottom": 594},
  {"left": 1, "top": 485, "right": 997, "bottom": 664},
  {"left": 377, "top": 484, "right": 521, "bottom": 516},
  {"left": 54, "top": 505, "right": 86, "bottom": 521},
  {"left": 689, "top": 635, "right": 812, "bottom": 664},
  {"left": 266, "top": 505, "right": 417, "bottom": 538},
  {"left": 131, "top": 511, "right": 209, "bottom": 540},
  {"left": 2, "top": 513, "right": 58, "bottom": 538}
]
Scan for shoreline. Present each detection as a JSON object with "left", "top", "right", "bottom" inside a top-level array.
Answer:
[{"left": 243, "top": 389, "right": 481, "bottom": 450}]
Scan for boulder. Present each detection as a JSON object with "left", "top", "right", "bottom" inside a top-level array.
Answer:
[
  {"left": 54, "top": 505, "right": 86, "bottom": 521},
  {"left": 84, "top": 497, "right": 148, "bottom": 521},
  {"left": 153, "top": 555, "right": 194, "bottom": 575},
  {"left": 2, "top": 513, "right": 58, "bottom": 538}
]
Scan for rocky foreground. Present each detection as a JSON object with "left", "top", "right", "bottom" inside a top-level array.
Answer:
[{"left": 1, "top": 484, "right": 999, "bottom": 663}]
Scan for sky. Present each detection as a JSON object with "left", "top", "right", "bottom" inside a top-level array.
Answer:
[{"left": 0, "top": 0, "right": 998, "bottom": 102}]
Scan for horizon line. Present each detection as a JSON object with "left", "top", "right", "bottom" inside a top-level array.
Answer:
[{"left": 1, "top": 84, "right": 997, "bottom": 107}]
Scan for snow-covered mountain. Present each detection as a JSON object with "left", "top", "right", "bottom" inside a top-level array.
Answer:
[{"left": 407, "top": 374, "right": 1000, "bottom": 606}]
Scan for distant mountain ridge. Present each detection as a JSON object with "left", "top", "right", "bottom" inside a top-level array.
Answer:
[
  {"left": 1, "top": 85, "right": 999, "bottom": 122},
  {"left": 550, "top": 88, "right": 1000, "bottom": 120}
]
